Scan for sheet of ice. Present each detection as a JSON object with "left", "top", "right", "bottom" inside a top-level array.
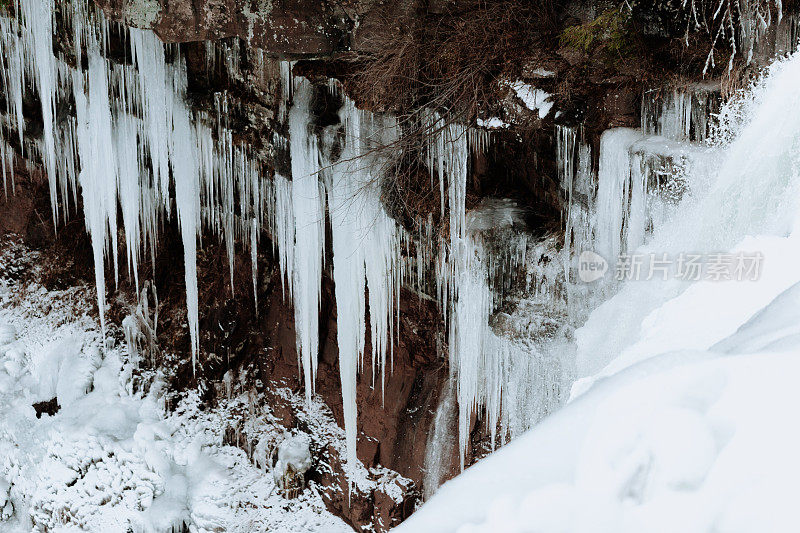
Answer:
[{"left": 593, "top": 128, "right": 647, "bottom": 263}]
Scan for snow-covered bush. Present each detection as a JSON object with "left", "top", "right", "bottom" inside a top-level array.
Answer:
[{"left": 272, "top": 433, "right": 313, "bottom": 499}]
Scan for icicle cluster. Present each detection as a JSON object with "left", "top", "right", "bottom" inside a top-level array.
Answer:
[
  {"left": 328, "top": 97, "right": 403, "bottom": 470},
  {"left": 287, "top": 79, "right": 326, "bottom": 404},
  {"left": 420, "top": 114, "right": 569, "bottom": 467},
  {"left": 0, "top": 0, "right": 411, "bottom": 472},
  {"left": 557, "top": 125, "right": 593, "bottom": 284},
  {"left": 0, "top": 0, "right": 266, "bottom": 369},
  {"left": 0, "top": 0, "right": 629, "bottom": 479},
  {"left": 563, "top": 123, "right": 717, "bottom": 274},
  {"left": 263, "top": 77, "right": 407, "bottom": 470},
  {"left": 641, "top": 86, "right": 721, "bottom": 143}
]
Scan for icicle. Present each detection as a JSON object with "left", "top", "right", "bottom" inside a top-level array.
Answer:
[
  {"left": 449, "top": 235, "right": 494, "bottom": 468},
  {"left": 557, "top": 125, "right": 594, "bottom": 286},
  {"left": 72, "top": 50, "right": 120, "bottom": 338},
  {"left": 271, "top": 174, "right": 296, "bottom": 297},
  {"left": 170, "top": 97, "right": 202, "bottom": 372},
  {"left": 129, "top": 27, "right": 173, "bottom": 208},
  {"left": 251, "top": 218, "right": 259, "bottom": 310},
  {"left": 18, "top": 0, "right": 59, "bottom": 226},
  {"left": 289, "top": 79, "right": 325, "bottom": 403},
  {"left": 328, "top": 108, "right": 368, "bottom": 470},
  {"left": 594, "top": 128, "right": 645, "bottom": 263},
  {"left": 326, "top": 96, "right": 402, "bottom": 470},
  {"left": 115, "top": 114, "right": 143, "bottom": 292},
  {"left": 641, "top": 86, "right": 721, "bottom": 143}
]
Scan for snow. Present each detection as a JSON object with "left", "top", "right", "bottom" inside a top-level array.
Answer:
[
  {"left": 274, "top": 434, "right": 313, "bottom": 482},
  {"left": 399, "top": 327, "right": 800, "bottom": 532},
  {"left": 399, "top": 50, "right": 800, "bottom": 533},
  {"left": 0, "top": 250, "right": 353, "bottom": 532},
  {"left": 476, "top": 117, "right": 508, "bottom": 129},
  {"left": 506, "top": 81, "right": 554, "bottom": 119}
]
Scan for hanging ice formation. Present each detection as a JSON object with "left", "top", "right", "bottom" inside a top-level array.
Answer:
[
  {"left": 287, "top": 79, "right": 326, "bottom": 405},
  {"left": 558, "top": 106, "right": 721, "bottom": 288},
  {"left": 0, "top": 0, "right": 266, "bottom": 369},
  {"left": 556, "top": 126, "right": 593, "bottom": 286},
  {"left": 327, "top": 95, "right": 402, "bottom": 470},
  {"left": 640, "top": 85, "right": 721, "bottom": 143},
  {"left": 0, "top": 0, "right": 415, "bottom": 472},
  {"left": 264, "top": 75, "right": 410, "bottom": 469},
  {"left": 0, "top": 0, "right": 727, "bottom": 482},
  {"left": 0, "top": 0, "right": 577, "bottom": 477},
  {"left": 410, "top": 110, "right": 578, "bottom": 471}
]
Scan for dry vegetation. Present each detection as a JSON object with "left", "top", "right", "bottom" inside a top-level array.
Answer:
[
  {"left": 681, "top": 0, "right": 783, "bottom": 73},
  {"left": 346, "top": 0, "right": 563, "bottom": 121}
]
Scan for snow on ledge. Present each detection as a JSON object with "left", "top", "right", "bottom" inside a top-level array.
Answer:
[{"left": 505, "top": 80, "right": 554, "bottom": 119}]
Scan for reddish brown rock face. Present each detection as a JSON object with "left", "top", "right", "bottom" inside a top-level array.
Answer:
[
  {"left": 260, "top": 269, "right": 451, "bottom": 487},
  {"left": 0, "top": 159, "right": 38, "bottom": 237},
  {"left": 91, "top": 0, "right": 348, "bottom": 55},
  {"left": 90, "top": 0, "right": 421, "bottom": 57}
]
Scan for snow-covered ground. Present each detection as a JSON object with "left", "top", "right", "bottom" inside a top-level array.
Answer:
[{"left": 0, "top": 243, "right": 353, "bottom": 532}]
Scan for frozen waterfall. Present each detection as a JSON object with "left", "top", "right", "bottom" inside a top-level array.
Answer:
[{"left": 0, "top": 0, "right": 628, "bottom": 485}]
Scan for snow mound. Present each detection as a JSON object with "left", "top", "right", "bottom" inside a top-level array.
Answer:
[
  {"left": 399, "top": 345, "right": 800, "bottom": 533},
  {"left": 33, "top": 335, "right": 103, "bottom": 407},
  {"left": 274, "top": 433, "right": 313, "bottom": 481}
]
